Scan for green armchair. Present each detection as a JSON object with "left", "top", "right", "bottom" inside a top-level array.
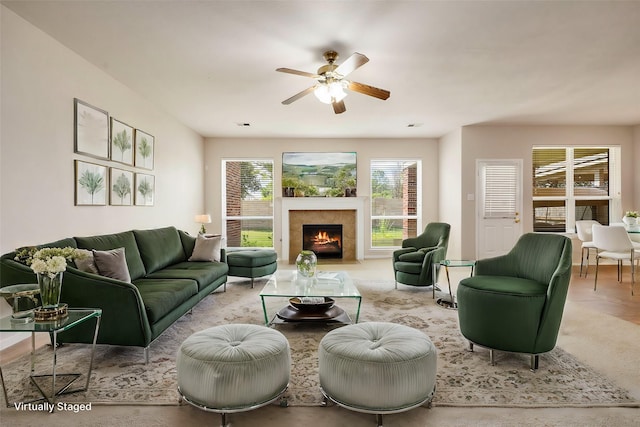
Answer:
[
  {"left": 392, "top": 222, "right": 450, "bottom": 289},
  {"left": 456, "top": 233, "right": 572, "bottom": 370}
]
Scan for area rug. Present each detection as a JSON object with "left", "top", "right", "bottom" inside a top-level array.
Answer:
[{"left": 2, "top": 279, "right": 638, "bottom": 408}]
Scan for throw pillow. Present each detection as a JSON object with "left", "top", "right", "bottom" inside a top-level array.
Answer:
[
  {"left": 189, "top": 234, "right": 223, "bottom": 262},
  {"left": 93, "top": 247, "right": 131, "bottom": 283},
  {"left": 74, "top": 249, "right": 99, "bottom": 274}
]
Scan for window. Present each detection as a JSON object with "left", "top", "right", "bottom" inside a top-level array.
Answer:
[
  {"left": 482, "top": 163, "right": 519, "bottom": 219},
  {"left": 370, "top": 160, "right": 421, "bottom": 247},
  {"left": 532, "top": 147, "right": 614, "bottom": 232},
  {"left": 222, "top": 160, "right": 274, "bottom": 248}
]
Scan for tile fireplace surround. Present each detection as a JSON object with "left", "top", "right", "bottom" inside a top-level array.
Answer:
[{"left": 280, "top": 197, "right": 366, "bottom": 263}]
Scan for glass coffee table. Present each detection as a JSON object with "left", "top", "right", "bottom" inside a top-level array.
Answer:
[
  {"left": 0, "top": 308, "right": 102, "bottom": 407},
  {"left": 259, "top": 271, "right": 362, "bottom": 326}
]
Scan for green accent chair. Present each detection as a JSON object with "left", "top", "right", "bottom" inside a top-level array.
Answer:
[
  {"left": 392, "top": 222, "right": 450, "bottom": 289},
  {"left": 456, "top": 233, "right": 573, "bottom": 371}
]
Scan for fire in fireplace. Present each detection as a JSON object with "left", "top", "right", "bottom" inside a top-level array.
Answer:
[{"left": 302, "top": 224, "right": 343, "bottom": 259}]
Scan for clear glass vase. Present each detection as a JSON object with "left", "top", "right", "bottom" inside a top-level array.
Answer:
[
  {"left": 296, "top": 250, "right": 317, "bottom": 278},
  {"left": 37, "top": 271, "right": 63, "bottom": 309}
]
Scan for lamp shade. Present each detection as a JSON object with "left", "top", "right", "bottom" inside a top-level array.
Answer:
[
  {"left": 195, "top": 214, "right": 211, "bottom": 224},
  {"left": 314, "top": 81, "right": 347, "bottom": 104}
]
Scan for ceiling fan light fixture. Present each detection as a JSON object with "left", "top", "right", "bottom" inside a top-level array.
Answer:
[
  {"left": 277, "top": 51, "right": 389, "bottom": 113},
  {"left": 314, "top": 80, "right": 347, "bottom": 104}
]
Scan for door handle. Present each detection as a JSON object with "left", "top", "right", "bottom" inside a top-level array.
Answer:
[{"left": 514, "top": 212, "right": 520, "bottom": 224}]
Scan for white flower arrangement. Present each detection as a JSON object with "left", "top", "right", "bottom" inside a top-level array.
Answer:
[{"left": 28, "top": 247, "right": 83, "bottom": 277}]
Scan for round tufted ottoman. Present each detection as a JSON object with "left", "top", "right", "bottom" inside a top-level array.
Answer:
[
  {"left": 318, "top": 322, "right": 437, "bottom": 426},
  {"left": 177, "top": 324, "right": 290, "bottom": 426}
]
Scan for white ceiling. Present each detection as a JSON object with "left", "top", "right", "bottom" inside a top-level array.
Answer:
[{"left": 4, "top": 0, "right": 640, "bottom": 139}]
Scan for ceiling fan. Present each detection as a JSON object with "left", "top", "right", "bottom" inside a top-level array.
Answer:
[{"left": 276, "top": 50, "right": 391, "bottom": 114}]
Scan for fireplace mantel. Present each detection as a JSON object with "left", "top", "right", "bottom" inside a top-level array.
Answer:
[{"left": 279, "top": 197, "right": 366, "bottom": 262}]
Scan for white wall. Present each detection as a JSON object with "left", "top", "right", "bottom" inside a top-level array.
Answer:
[
  {"left": 633, "top": 125, "right": 640, "bottom": 210},
  {"left": 438, "top": 129, "right": 463, "bottom": 259},
  {"left": 459, "top": 125, "right": 636, "bottom": 259},
  {"left": 0, "top": 7, "right": 205, "bottom": 348},
  {"left": 204, "top": 138, "right": 439, "bottom": 259}
]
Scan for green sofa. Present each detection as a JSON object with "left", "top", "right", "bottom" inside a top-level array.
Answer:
[{"left": 0, "top": 226, "right": 228, "bottom": 362}]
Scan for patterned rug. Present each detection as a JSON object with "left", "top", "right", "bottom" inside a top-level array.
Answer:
[{"left": 2, "top": 279, "right": 638, "bottom": 408}]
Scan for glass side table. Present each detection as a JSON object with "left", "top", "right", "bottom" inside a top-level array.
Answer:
[
  {"left": 0, "top": 284, "right": 40, "bottom": 323},
  {"left": 432, "top": 260, "right": 476, "bottom": 309},
  {"left": 0, "top": 308, "right": 102, "bottom": 408}
]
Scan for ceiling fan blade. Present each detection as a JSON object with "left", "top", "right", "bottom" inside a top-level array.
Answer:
[
  {"left": 282, "top": 86, "right": 315, "bottom": 105},
  {"left": 334, "top": 53, "right": 369, "bottom": 77},
  {"left": 276, "top": 67, "right": 319, "bottom": 78},
  {"left": 347, "top": 81, "right": 391, "bottom": 100},
  {"left": 332, "top": 100, "right": 346, "bottom": 114}
]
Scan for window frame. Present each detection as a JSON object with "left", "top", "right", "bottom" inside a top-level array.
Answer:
[
  {"left": 370, "top": 159, "right": 422, "bottom": 249},
  {"left": 532, "top": 146, "right": 618, "bottom": 233},
  {"left": 221, "top": 158, "right": 275, "bottom": 249}
]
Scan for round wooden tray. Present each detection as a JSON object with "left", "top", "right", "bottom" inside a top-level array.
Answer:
[
  {"left": 276, "top": 304, "right": 345, "bottom": 322},
  {"left": 289, "top": 297, "right": 335, "bottom": 312}
]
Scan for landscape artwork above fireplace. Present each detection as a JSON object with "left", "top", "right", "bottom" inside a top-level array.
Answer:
[
  {"left": 303, "top": 224, "right": 343, "bottom": 259},
  {"left": 282, "top": 152, "right": 356, "bottom": 197}
]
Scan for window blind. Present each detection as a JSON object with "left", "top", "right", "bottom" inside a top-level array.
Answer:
[{"left": 483, "top": 164, "right": 518, "bottom": 218}]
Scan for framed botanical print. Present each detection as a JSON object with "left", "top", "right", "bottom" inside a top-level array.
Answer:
[
  {"left": 135, "top": 173, "right": 155, "bottom": 206},
  {"left": 74, "top": 98, "right": 109, "bottom": 160},
  {"left": 75, "top": 160, "right": 107, "bottom": 206},
  {"left": 109, "top": 168, "right": 133, "bottom": 206},
  {"left": 110, "top": 118, "right": 134, "bottom": 165},
  {"left": 134, "top": 129, "right": 154, "bottom": 170}
]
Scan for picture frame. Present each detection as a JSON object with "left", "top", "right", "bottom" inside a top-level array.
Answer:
[
  {"left": 282, "top": 152, "right": 357, "bottom": 197},
  {"left": 109, "top": 168, "right": 134, "bottom": 206},
  {"left": 135, "top": 173, "right": 155, "bottom": 206},
  {"left": 134, "top": 129, "right": 154, "bottom": 170},
  {"left": 75, "top": 160, "right": 108, "bottom": 206},
  {"left": 74, "top": 98, "right": 109, "bottom": 160},
  {"left": 110, "top": 118, "right": 134, "bottom": 165}
]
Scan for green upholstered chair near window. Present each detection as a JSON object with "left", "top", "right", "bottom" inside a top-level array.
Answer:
[
  {"left": 456, "top": 233, "right": 572, "bottom": 371},
  {"left": 392, "top": 222, "right": 450, "bottom": 289}
]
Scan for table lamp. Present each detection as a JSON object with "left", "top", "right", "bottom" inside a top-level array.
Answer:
[{"left": 195, "top": 214, "right": 212, "bottom": 234}]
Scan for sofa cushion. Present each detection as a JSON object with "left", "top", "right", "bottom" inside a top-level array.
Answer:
[
  {"left": 189, "top": 234, "right": 223, "bottom": 262},
  {"left": 394, "top": 261, "right": 424, "bottom": 275},
  {"left": 459, "top": 275, "right": 547, "bottom": 296},
  {"left": 75, "top": 231, "right": 146, "bottom": 280},
  {"left": 133, "top": 227, "right": 186, "bottom": 274},
  {"left": 145, "top": 261, "right": 228, "bottom": 291},
  {"left": 73, "top": 249, "right": 98, "bottom": 274},
  {"left": 37, "top": 237, "right": 78, "bottom": 250},
  {"left": 93, "top": 248, "right": 131, "bottom": 283},
  {"left": 226, "top": 250, "right": 277, "bottom": 267},
  {"left": 133, "top": 279, "right": 199, "bottom": 324}
]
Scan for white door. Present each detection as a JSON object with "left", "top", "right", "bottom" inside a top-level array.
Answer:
[{"left": 476, "top": 160, "right": 523, "bottom": 259}]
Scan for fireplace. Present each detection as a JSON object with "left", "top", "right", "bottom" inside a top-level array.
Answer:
[
  {"left": 282, "top": 198, "right": 364, "bottom": 263},
  {"left": 303, "top": 224, "right": 343, "bottom": 259}
]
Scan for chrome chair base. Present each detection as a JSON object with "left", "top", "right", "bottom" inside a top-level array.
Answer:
[{"left": 468, "top": 341, "right": 541, "bottom": 372}]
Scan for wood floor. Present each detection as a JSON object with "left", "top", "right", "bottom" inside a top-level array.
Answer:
[{"left": 568, "top": 264, "right": 640, "bottom": 325}]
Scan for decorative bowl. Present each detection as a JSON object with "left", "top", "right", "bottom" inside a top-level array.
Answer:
[{"left": 289, "top": 297, "right": 335, "bottom": 313}]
